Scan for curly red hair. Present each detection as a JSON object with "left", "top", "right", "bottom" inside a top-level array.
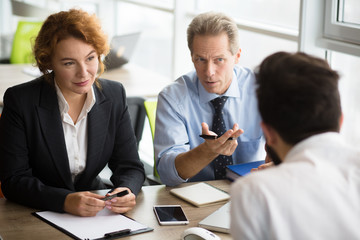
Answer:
[{"left": 34, "top": 9, "right": 109, "bottom": 85}]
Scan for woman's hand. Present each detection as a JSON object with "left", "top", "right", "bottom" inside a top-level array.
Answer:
[
  {"left": 103, "top": 187, "right": 136, "bottom": 214},
  {"left": 64, "top": 191, "right": 105, "bottom": 217}
]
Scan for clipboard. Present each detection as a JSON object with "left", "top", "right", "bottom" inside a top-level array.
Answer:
[{"left": 33, "top": 208, "right": 153, "bottom": 240}]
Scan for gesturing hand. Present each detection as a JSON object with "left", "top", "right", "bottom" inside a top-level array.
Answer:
[{"left": 201, "top": 122, "right": 244, "bottom": 156}]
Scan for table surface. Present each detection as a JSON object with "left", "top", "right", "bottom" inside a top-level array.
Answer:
[
  {"left": 0, "top": 180, "right": 232, "bottom": 240},
  {"left": 0, "top": 63, "right": 171, "bottom": 104}
]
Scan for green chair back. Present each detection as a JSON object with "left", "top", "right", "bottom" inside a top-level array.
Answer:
[
  {"left": 10, "top": 21, "right": 42, "bottom": 64},
  {"left": 144, "top": 100, "right": 159, "bottom": 178}
]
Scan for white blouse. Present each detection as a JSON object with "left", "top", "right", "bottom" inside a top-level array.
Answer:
[{"left": 55, "top": 83, "right": 96, "bottom": 182}]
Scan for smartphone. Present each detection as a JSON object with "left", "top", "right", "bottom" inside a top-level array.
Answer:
[{"left": 153, "top": 205, "right": 189, "bottom": 225}]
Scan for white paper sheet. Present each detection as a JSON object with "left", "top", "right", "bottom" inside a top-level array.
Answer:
[{"left": 35, "top": 208, "right": 148, "bottom": 240}]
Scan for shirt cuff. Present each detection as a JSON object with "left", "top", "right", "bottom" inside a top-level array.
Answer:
[{"left": 157, "top": 152, "right": 188, "bottom": 186}]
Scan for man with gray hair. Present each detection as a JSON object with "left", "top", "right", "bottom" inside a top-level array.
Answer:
[{"left": 154, "top": 12, "right": 265, "bottom": 186}]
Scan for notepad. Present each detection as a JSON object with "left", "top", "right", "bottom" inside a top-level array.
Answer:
[
  {"left": 199, "top": 201, "right": 231, "bottom": 233},
  {"left": 34, "top": 208, "right": 152, "bottom": 240},
  {"left": 170, "top": 182, "right": 230, "bottom": 207}
]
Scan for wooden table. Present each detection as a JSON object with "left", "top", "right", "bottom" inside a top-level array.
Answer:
[
  {"left": 0, "top": 180, "right": 232, "bottom": 240},
  {"left": 0, "top": 63, "right": 171, "bottom": 105}
]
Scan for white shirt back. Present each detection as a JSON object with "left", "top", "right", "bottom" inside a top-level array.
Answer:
[{"left": 230, "top": 132, "right": 360, "bottom": 240}]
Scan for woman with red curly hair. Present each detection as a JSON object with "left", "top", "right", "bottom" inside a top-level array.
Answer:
[{"left": 0, "top": 9, "right": 145, "bottom": 216}]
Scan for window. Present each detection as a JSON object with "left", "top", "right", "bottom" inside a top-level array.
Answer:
[
  {"left": 324, "top": 0, "right": 360, "bottom": 53},
  {"left": 334, "top": 51, "right": 360, "bottom": 147},
  {"left": 194, "top": 0, "right": 300, "bottom": 69},
  {"left": 115, "top": 1, "right": 174, "bottom": 78},
  {"left": 196, "top": 0, "right": 300, "bottom": 30},
  {"left": 303, "top": 0, "right": 360, "bottom": 146},
  {"left": 339, "top": 0, "right": 360, "bottom": 25}
]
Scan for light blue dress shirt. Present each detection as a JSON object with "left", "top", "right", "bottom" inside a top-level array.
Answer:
[{"left": 154, "top": 65, "right": 265, "bottom": 186}]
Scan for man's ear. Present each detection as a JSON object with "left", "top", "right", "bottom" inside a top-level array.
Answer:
[
  {"left": 260, "top": 122, "right": 277, "bottom": 146},
  {"left": 234, "top": 48, "right": 241, "bottom": 64}
]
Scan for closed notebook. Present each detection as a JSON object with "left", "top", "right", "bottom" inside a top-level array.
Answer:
[
  {"left": 226, "top": 160, "right": 265, "bottom": 181},
  {"left": 170, "top": 182, "right": 230, "bottom": 207},
  {"left": 198, "top": 201, "right": 230, "bottom": 233}
]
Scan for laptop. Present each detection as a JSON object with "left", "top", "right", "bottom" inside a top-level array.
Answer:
[
  {"left": 104, "top": 32, "right": 141, "bottom": 70},
  {"left": 198, "top": 201, "right": 231, "bottom": 233}
]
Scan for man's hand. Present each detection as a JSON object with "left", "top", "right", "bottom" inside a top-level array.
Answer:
[
  {"left": 175, "top": 122, "right": 244, "bottom": 180},
  {"left": 250, "top": 145, "right": 276, "bottom": 172},
  {"left": 201, "top": 122, "right": 244, "bottom": 156},
  {"left": 250, "top": 162, "right": 274, "bottom": 172},
  {"left": 64, "top": 191, "right": 105, "bottom": 217},
  {"left": 103, "top": 187, "right": 136, "bottom": 214}
]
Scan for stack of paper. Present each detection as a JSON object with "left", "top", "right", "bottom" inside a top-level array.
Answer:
[{"left": 170, "top": 182, "right": 230, "bottom": 207}]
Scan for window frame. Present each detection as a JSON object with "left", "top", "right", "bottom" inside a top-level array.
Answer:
[
  {"left": 324, "top": 0, "right": 360, "bottom": 45},
  {"left": 307, "top": 0, "right": 360, "bottom": 58}
]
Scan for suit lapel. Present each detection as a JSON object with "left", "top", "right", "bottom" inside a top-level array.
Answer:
[{"left": 36, "top": 81, "right": 74, "bottom": 190}]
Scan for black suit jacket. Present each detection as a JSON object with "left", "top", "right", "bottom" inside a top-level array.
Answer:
[{"left": 0, "top": 76, "right": 145, "bottom": 212}]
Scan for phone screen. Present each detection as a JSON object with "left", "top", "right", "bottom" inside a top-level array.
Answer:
[{"left": 153, "top": 205, "right": 189, "bottom": 225}]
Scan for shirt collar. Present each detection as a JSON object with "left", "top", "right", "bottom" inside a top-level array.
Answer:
[
  {"left": 284, "top": 132, "right": 343, "bottom": 163},
  {"left": 54, "top": 82, "right": 96, "bottom": 116},
  {"left": 198, "top": 69, "right": 241, "bottom": 104},
  {"left": 84, "top": 86, "right": 96, "bottom": 113}
]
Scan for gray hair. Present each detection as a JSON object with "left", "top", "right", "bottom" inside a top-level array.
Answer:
[{"left": 187, "top": 12, "right": 239, "bottom": 55}]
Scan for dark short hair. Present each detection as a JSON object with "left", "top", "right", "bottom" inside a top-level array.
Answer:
[
  {"left": 34, "top": 9, "right": 109, "bottom": 84},
  {"left": 187, "top": 11, "right": 239, "bottom": 55},
  {"left": 255, "top": 51, "right": 341, "bottom": 145}
]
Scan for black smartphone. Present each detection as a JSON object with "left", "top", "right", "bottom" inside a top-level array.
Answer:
[{"left": 153, "top": 205, "right": 189, "bottom": 225}]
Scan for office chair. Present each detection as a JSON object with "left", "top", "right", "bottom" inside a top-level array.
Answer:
[
  {"left": 0, "top": 113, "right": 2, "bottom": 198},
  {"left": 0, "top": 182, "right": 3, "bottom": 198},
  {"left": 144, "top": 100, "right": 162, "bottom": 185},
  {"left": 99, "top": 97, "right": 147, "bottom": 187},
  {"left": 127, "top": 97, "right": 146, "bottom": 149},
  {"left": 10, "top": 21, "right": 43, "bottom": 64},
  {"left": 0, "top": 21, "right": 42, "bottom": 64}
]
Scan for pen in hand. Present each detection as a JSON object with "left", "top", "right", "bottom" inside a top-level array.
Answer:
[
  {"left": 102, "top": 189, "right": 129, "bottom": 201},
  {"left": 199, "top": 134, "right": 234, "bottom": 140}
]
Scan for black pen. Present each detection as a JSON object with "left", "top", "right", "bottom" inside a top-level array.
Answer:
[
  {"left": 107, "top": 188, "right": 116, "bottom": 194},
  {"left": 199, "top": 134, "right": 234, "bottom": 140},
  {"left": 104, "top": 228, "right": 131, "bottom": 238},
  {"left": 102, "top": 189, "right": 129, "bottom": 201}
]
